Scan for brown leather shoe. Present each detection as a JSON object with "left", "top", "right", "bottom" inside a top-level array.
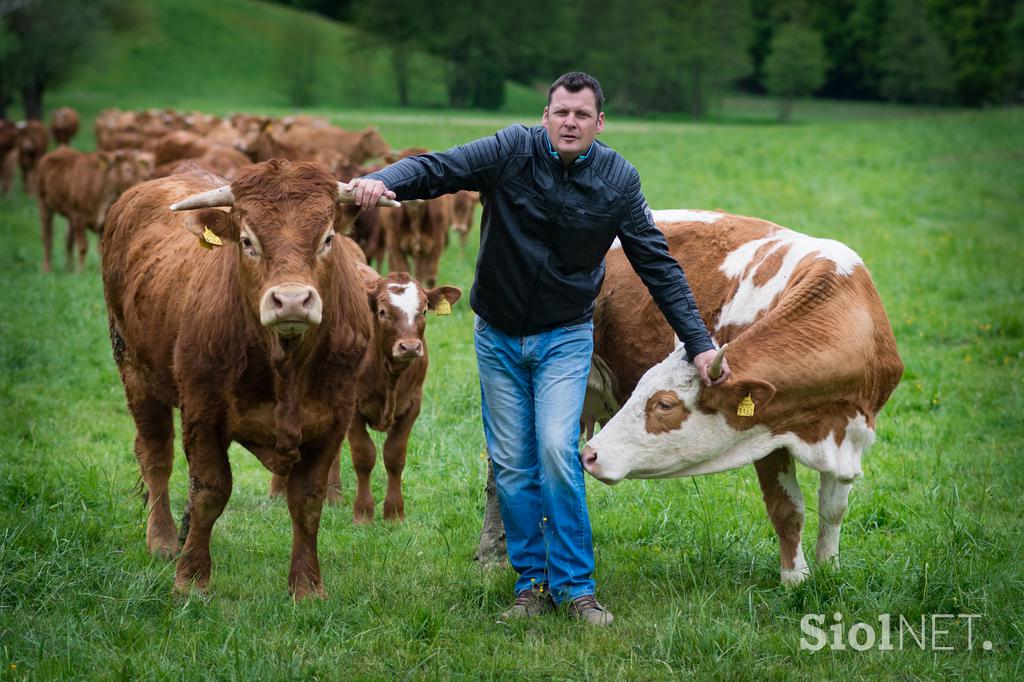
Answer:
[
  {"left": 498, "top": 585, "right": 555, "bottom": 621},
  {"left": 568, "top": 594, "right": 614, "bottom": 626}
]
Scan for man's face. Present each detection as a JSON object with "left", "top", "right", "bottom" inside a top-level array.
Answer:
[{"left": 542, "top": 86, "right": 604, "bottom": 162}]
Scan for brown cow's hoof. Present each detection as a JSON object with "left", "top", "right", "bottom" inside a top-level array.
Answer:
[
  {"left": 291, "top": 581, "right": 327, "bottom": 601},
  {"left": 173, "top": 574, "right": 209, "bottom": 595},
  {"left": 352, "top": 512, "right": 373, "bottom": 525},
  {"left": 147, "top": 523, "right": 181, "bottom": 558},
  {"left": 148, "top": 538, "right": 181, "bottom": 560}
]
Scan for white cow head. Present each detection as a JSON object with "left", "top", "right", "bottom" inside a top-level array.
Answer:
[{"left": 582, "top": 344, "right": 776, "bottom": 483}]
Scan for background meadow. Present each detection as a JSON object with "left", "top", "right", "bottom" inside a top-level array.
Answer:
[{"left": 1, "top": 0, "right": 1023, "bottom": 679}]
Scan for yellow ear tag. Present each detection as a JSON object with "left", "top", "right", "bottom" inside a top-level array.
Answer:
[
  {"left": 201, "top": 227, "right": 223, "bottom": 248},
  {"left": 434, "top": 299, "right": 451, "bottom": 316},
  {"left": 737, "top": 394, "right": 755, "bottom": 417}
]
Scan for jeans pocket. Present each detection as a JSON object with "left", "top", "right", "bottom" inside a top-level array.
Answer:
[{"left": 474, "top": 315, "right": 489, "bottom": 333}]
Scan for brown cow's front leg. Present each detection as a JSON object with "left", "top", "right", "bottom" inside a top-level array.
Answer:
[
  {"left": 325, "top": 453, "right": 343, "bottom": 505},
  {"left": 74, "top": 219, "right": 89, "bottom": 272},
  {"left": 754, "top": 448, "right": 808, "bottom": 586},
  {"left": 349, "top": 416, "right": 376, "bottom": 524},
  {"left": 38, "top": 200, "right": 54, "bottom": 273},
  {"left": 175, "top": 422, "right": 232, "bottom": 594},
  {"left": 382, "top": 404, "right": 419, "bottom": 521},
  {"left": 122, "top": 375, "right": 180, "bottom": 558},
  {"left": 285, "top": 434, "right": 338, "bottom": 600},
  {"left": 64, "top": 217, "right": 77, "bottom": 272}
]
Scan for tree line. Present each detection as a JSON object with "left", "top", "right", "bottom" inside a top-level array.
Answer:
[{"left": 281, "top": 0, "right": 1024, "bottom": 116}]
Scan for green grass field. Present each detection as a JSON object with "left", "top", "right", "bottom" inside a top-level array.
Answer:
[
  {"left": 2, "top": 0, "right": 1024, "bottom": 678},
  {"left": 1, "top": 103, "right": 1021, "bottom": 679}
]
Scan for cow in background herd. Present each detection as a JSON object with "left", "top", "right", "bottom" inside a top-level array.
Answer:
[
  {"left": 36, "top": 147, "right": 153, "bottom": 272},
  {"left": 50, "top": 107, "right": 80, "bottom": 146}
]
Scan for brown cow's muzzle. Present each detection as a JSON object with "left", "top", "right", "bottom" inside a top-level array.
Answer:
[
  {"left": 260, "top": 284, "right": 323, "bottom": 337},
  {"left": 391, "top": 339, "right": 423, "bottom": 361}
]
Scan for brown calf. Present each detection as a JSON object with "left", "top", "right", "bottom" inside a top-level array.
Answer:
[
  {"left": 382, "top": 193, "right": 452, "bottom": 288},
  {"left": 37, "top": 147, "right": 152, "bottom": 272},
  {"left": 450, "top": 190, "right": 480, "bottom": 248},
  {"left": 102, "top": 161, "right": 396, "bottom": 598},
  {"left": 50, "top": 107, "right": 80, "bottom": 146},
  {"left": 15, "top": 121, "right": 49, "bottom": 194},
  {"left": 271, "top": 272, "right": 461, "bottom": 521}
]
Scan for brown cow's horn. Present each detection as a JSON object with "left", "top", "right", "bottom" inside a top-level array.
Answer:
[
  {"left": 336, "top": 182, "right": 401, "bottom": 208},
  {"left": 708, "top": 343, "right": 728, "bottom": 381},
  {"left": 169, "top": 186, "right": 235, "bottom": 211}
]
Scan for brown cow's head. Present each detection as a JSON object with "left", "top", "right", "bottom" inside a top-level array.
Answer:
[
  {"left": 363, "top": 271, "right": 461, "bottom": 363},
  {"left": 101, "top": 150, "right": 154, "bottom": 194},
  {"left": 230, "top": 115, "right": 271, "bottom": 157},
  {"left": 359, "top": 127, "right": 390, "bottom": 161},
  {"left": 170, "top": 161, "right": 399, "bottom": 340},
  {"left": 451, "top": 190, "right": 479, "bottom": 237}
]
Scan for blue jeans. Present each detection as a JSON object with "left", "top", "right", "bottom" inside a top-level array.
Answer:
[{"left": 474, "top": 316, "right": 595, "bottom": 603}]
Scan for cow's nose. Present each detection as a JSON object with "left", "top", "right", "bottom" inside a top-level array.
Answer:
[
  {"left": 260, "top": 284, "right": 323, "bottom": 329},
  {"left": 394, "top": 339, "right": 423, "bottom": 358},
  {"left": 271, "top": 288, "right": 315, "bottom": 314},
  {"left": 581, "top": 445, "right": 598, "bottom": 473}
]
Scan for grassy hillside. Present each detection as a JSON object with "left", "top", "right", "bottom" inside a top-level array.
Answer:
[
  {"left": 1, "top": 102, "right": 1022, "bottom": 678},
  {"left": 47, "top": 0, "right": 540, "bottom": 121}
]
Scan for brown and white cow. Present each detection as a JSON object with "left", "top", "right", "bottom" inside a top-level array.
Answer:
[
  {"left": 36, "top": 147, "right": 153, "bottom": 272},
  {"left": 450, "top": 190, "right": 480, "bottom": 248},
  {"left": 579, "top": 210, "right": 903, "bottom": 585},
  {"left": 270, "top": 271, "right": 461, "bottom": 522},
  {"left": 102, "top": 160, "right": 398, "bottom": 598},
  {"left": 50, "top": 107, "right": 80, "bottom": 146}
]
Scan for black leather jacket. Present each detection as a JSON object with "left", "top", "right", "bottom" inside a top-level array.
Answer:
[{"left": 364, "top": 124, "right": 714, "bottom": 359}]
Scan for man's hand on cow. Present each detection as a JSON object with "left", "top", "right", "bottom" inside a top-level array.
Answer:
[
  {"left": 693, "top": 348, "right": 731, "bottom": 387},
  {"left": 348, "top": 178, "right": 396, "bottom": 209}
]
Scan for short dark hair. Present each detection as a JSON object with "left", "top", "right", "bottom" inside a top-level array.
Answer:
[{"left": 547, "top": 72, "right": 604, "bottom": 113}]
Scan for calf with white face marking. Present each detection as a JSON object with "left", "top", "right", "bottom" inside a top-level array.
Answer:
[
  {"left": 303, "top": 272, "right": 460, "bottom": 522},
  {"left": 580, "top": 212, "right": 903, "bottom": 585}
]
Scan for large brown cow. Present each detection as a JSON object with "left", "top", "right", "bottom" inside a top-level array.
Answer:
[
  {"left": 102, "top": 161, "right": 398, "bottom": 598},
  {"left": 50, "top": 107, "right": 80, "bottom": 146},
  {"left": 37, "top": 147, "right": 153, "bottom": 272},
  {"left": 15, "top": 120, "right": 49, "bottom": 194},
  {"left": 578, "top": 210, "right": 903, "bottom": 585}
]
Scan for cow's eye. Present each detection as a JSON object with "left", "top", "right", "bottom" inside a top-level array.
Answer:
[
  {"left": 320, "top": 233, "right": 333, "bottom": 254},
  {"left": 377, "top": 308, "right": 388, "bottom": 320},
  {"left": 240, "top": 235, "right": 259, "bottom": 257},
  {"left": 657, "top": 398, "right": 676, "bottom": 410}
]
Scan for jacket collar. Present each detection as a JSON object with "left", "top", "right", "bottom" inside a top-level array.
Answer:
[{"left": 536, "top": 126, "right": 597, "bottom": 172}]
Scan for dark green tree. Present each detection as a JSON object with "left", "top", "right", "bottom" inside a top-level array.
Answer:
[
  {"left": 1007, "top": 1, "right": 1024, "bottom": 101},
  {"left": 1, "top": 0, "right": 142, "bottom": 120},
  {"left": 878, "top": 0, "right": 953, "bottom": 103},
  {"left": 762, "top": 21, "right": 829, "bottom": 121}
]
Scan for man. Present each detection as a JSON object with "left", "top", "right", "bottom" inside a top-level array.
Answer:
[{"left": 349, "top": 72, "right": 730, "bottom": 626}]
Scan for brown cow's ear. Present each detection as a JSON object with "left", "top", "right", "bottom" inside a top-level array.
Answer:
[
  {"left": 183, "top": 208, "right": 240, "bottom": 243},
  {"left": 426, "top": 286, "right": 462, "bottom": 311}
]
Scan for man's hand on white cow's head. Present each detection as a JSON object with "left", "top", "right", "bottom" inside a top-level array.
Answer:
[
  {"left": 692, "top": 348, "right": 731, "bottom": 387},
  {"left": 347, "top": 178, "right": 396, "bottom": 209}
]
